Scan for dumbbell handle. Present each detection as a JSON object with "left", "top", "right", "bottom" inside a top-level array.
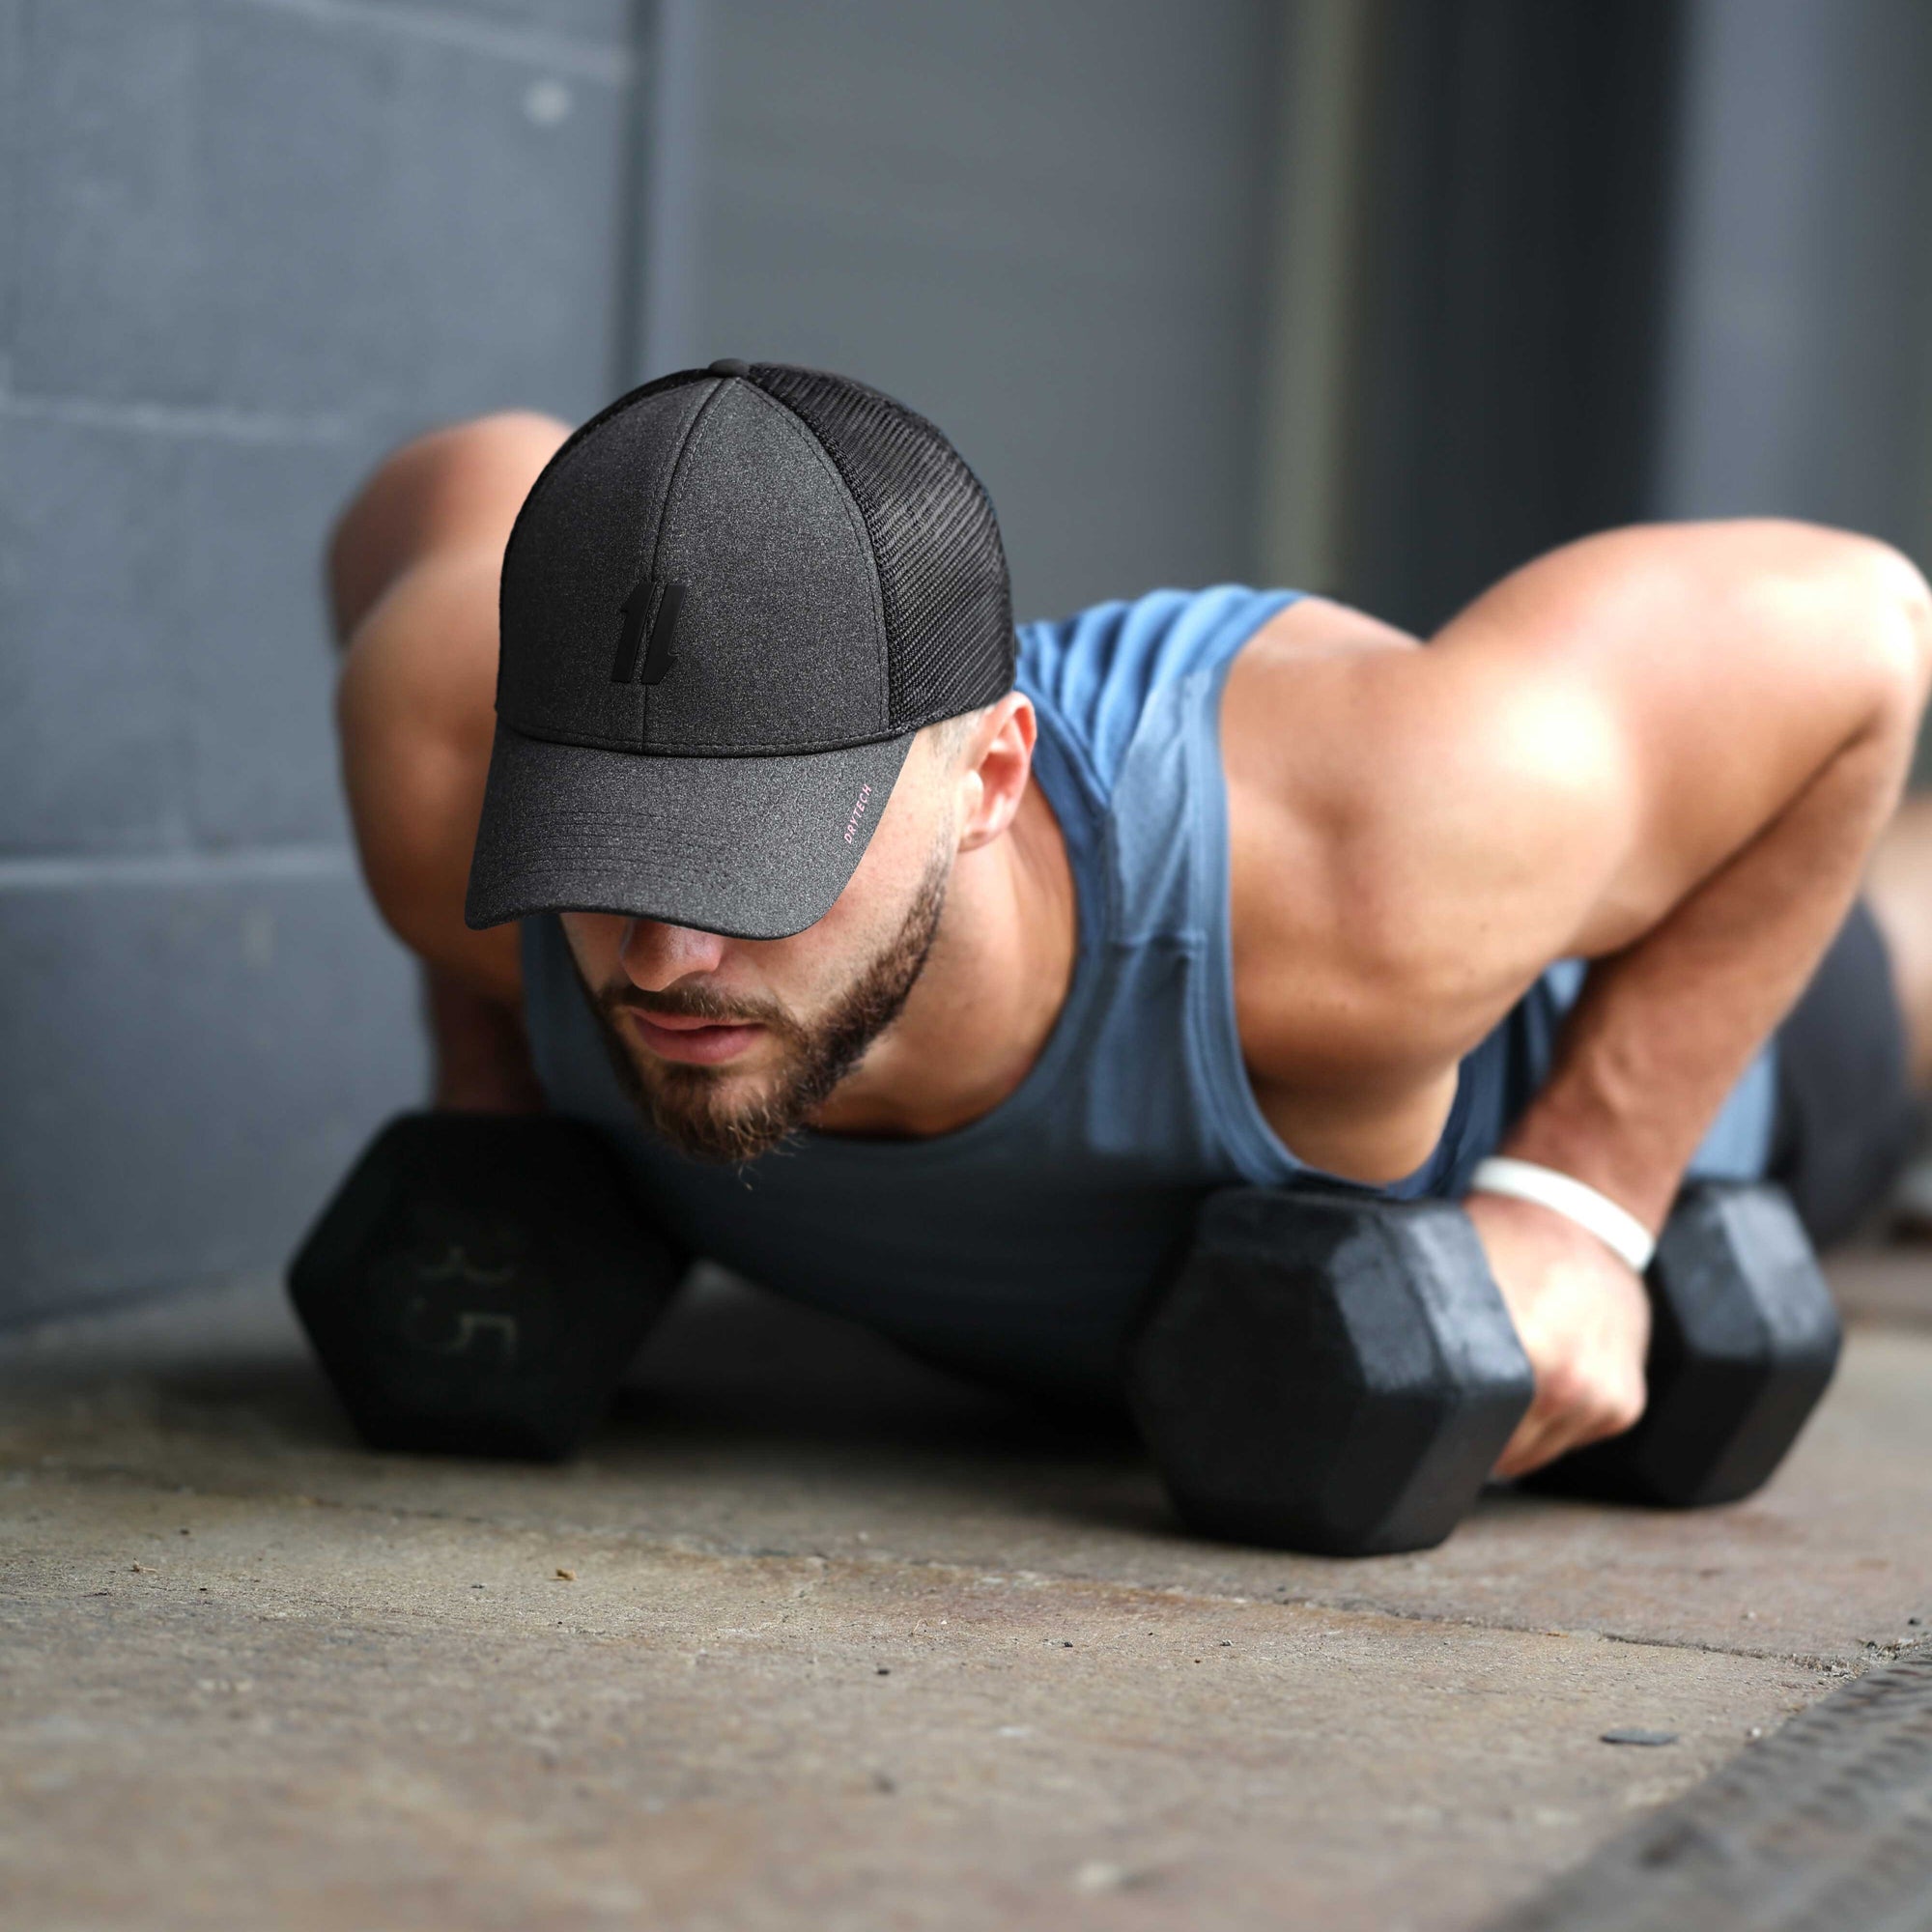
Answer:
[{"left": 1528, "top": 1179, "right": 1840, "bottom": 1508}]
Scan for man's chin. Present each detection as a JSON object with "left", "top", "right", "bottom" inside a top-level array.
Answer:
[
  {"left": 627, "top": 1058, "right": 811, "bottom": 1165},
  {"left": 575, "top": 837, "right": 951, "bottom": 1167},
  {"left": 641, "top": 1105, "right": 809, "bottom": 1166}
]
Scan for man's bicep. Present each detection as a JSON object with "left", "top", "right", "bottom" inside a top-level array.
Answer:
[{"left": 1349, "top": 651, "right": 1636, "bottom": 1037}]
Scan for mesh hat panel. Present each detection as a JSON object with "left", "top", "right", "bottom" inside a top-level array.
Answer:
[{"left": 743, "top": 364, "right": 1016, "bottom": 726}]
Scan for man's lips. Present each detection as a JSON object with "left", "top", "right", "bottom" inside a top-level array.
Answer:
[{"left": 624, "top": 1008, "right": 767, "bottom": 1065}]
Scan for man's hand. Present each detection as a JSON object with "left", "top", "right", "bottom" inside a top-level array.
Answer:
[{"left": 1463, "top": 1191, "right": 1652, "bottom": 1480}]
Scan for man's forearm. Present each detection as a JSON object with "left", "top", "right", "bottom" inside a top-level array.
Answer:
[
  {"left": 425, "top": 965, "right": 547, "bottom": 1113},
  {"left": 1501, "top": 693, "right": 1918, "bottom": 1229}
]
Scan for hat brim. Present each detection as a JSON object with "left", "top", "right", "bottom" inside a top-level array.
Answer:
[{"left": 464, "top": 722, "right": 919, "bottom": 941}]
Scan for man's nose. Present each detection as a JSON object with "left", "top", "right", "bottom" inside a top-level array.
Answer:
[{"left": 615, "top": 917, "right": 729, "bottom": 989}]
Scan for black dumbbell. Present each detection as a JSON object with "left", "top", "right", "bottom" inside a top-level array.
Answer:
[
  {"left": 1125, "top": 1179, "right": 1840, "bottom": 1556},
  {"left": 288, "top": 1112, "right": 685, "bottom": 1460},
  {"left": 1524, "top": 1182, "right": 1841, "bottom": 1508}
]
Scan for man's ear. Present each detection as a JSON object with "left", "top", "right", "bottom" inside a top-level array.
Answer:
[{"left": 954, "top": 693, "right": 1036, "bottom": 855}]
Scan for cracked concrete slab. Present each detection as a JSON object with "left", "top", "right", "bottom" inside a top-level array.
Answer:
[{"left": 2, "top": 1258, "right": 1930, "bottom": 1928}]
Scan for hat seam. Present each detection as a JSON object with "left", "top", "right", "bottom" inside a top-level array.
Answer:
[
  {"left": 724, "top": 380, "right": 893, "bottom": 740},
  {"left": 493, "top": 367, "right": 713, "bottom": 722},
  {"left": 638, "top": 374, "right": 734, "bottom": 751}
]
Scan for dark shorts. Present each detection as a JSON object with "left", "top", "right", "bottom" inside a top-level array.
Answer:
[{"left": 1767, "top": 898, "right": 1924, "bottom": 1248}]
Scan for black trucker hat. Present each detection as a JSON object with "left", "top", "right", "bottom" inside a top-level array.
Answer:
[{"left": 464, "top": 359, "right": 1015, "bottom": 940}]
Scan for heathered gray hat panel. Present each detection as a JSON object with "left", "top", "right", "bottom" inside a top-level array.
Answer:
[
  {"left": 496, "top": 374, "right": 718, "bottom": 749},
  {"left": 464, "top": 721, "right": 915, "bottom": 940},
  {"left": 469, "top": 360, "right": 1011, "bottom": 936},
  {"left": 645, "top": 380, "right": 889, "bottom": 753}
]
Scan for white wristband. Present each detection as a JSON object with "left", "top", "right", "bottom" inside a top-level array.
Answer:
[{"left": 1465, "top": 1156, "right": 1657, "bottom": 1273}]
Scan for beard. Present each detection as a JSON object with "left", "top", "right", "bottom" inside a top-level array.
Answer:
[{"left": 571, "top": 842, "right": 952, "bottom": 1167}]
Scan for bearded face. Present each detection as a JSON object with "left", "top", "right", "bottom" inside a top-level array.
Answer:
[{"left": 566, "top": 835, "right": 953, "bottom": 1165}]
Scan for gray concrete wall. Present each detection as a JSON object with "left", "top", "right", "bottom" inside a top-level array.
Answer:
[
  {"left": 1328, "top": 0, "right": 1686, "bottom": 637},
  {"left": 1652, "top": 0, "right": 1932, "bottom": 548},
  {"left": 642, "top": 0, "right": 1279, "bottom": 624},
  {"left": 1650, "top": 0, "right": 1932, "bottom": 779},
  {"left": 0, "top": 0, "right": 636, "bottom": 1324},
  {"left": 1, "top": 0, "right": 1283, "bottom": 1326}
]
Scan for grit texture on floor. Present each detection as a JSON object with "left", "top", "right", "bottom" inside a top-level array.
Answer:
[{"left": 3, "top": 1255, "right": 1930, "bottom": 1932}]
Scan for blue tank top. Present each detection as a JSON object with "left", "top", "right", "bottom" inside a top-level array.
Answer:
[{"left": 520, "top": 585, "right": 1777, "bottom": 1400}]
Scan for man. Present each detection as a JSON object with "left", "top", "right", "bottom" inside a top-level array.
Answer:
[{"left": 328, "top": 360, "right": 1932, "bottom": 1482}]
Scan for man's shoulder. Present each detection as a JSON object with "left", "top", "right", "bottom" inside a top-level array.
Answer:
[
  {"left": 1218, "top": 597, "right": 1478, "bottom": 1173},
  {"left": 1217, "top": 592, "right": 1612, "bottom": 1161}
]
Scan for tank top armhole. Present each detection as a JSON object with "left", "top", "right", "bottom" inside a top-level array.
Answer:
[{"left": 1184, "top": 642, "right": 1306, "bottom": 1186}]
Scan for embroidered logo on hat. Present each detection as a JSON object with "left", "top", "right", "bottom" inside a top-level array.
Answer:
[{"left": 609, "top": 577, "right": 686, "bottom": 687}]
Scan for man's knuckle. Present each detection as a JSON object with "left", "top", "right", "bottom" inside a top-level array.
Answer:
[
  {"left": 1577, "top": 1386, "right": 1641, "bottom": 1445},
  {"left": 1607, "top": 1385, "right": 1645, "bottom": 1435},
  {"left": 1537, "top": 1362, "right": 1582, "bottom": 1415}
]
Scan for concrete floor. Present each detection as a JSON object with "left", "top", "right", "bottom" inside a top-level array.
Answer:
[{"left": 4, "top": 1256, "right": 1930, "bottom": 1931}]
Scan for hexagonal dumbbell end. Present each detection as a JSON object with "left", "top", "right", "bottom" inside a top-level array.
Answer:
[
  {"left": 1127, "top": 1187, "right": 1535, "bottom": 1555},
  {"left": 1531, "top": 1180, "right": 1841, "bottom": 1508},
  {"left": 288, "top": 1112, "right": 685, "bottom": 1461}
]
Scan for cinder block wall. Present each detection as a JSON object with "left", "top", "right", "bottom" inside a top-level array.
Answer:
[{"left": 0, "top": 0, "right": 636, "bottom": 1324}]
